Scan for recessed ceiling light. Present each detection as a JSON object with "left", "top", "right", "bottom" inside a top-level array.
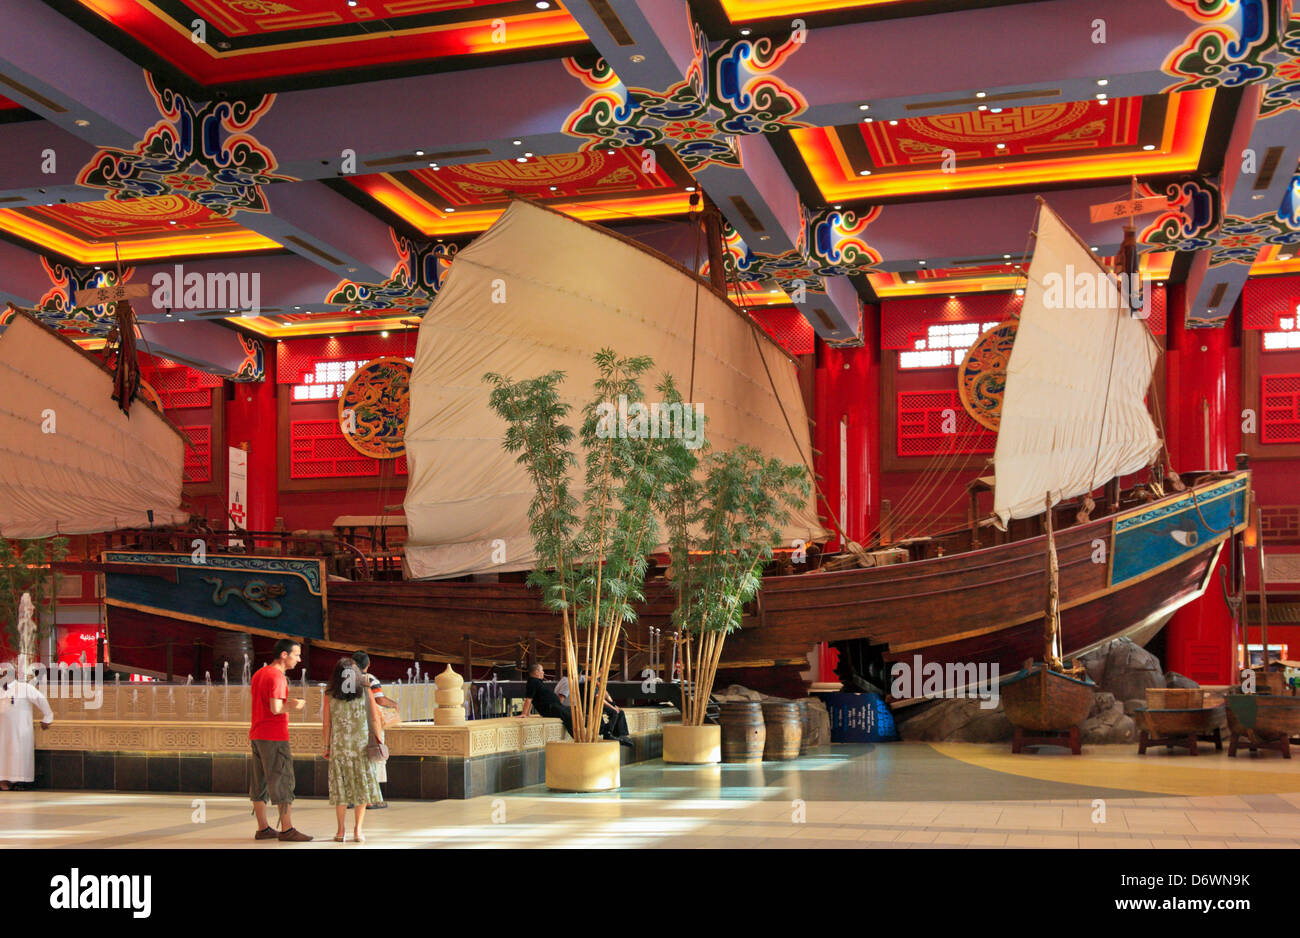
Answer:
[
  {"left": 169, "top": 220, "right": 177, "bottom": 224},
  {"left": 978, "top": 105, "right": 987, "bottom": 111},
  {"left": 858, "top": 170, "right": 872, "bottom": 176},
  {"left": 550, "top": 185, "right": 558, "bottom": 191},
  {"left": 445, "top": 207, "right": 455, "bottom": 212},
  {"left": 607, "top": 149, "right": 615, "bottom": 155},
  {"left": 1091, "top": 246, "right": 1099, "bottom": 252},
  {"left": 888, "top": 120, "right": 898, "bottom": 125},
  {"left": 1157, "top": 280, "right": 1166, "bottom": 285},
  {"left": 833, "top": 204, "right": 841, "bottom": 209},
  {"left": 513, "top": 139, "right": 522, "bottom": 145},
  {"left": 1279, "top": 255, "right": 1293, "bottom": 261},
  {"left": 93, "top": 265, "right": 100, "bottom": 270},
  {"left": 381, "top": 331, "right": 390, "bottom": 338},
  {"left": 685, "top": 186, "right": 696, "bottom": 192},
  {"left": 740, "top": 27, "right": 751, "bottom": 35},
  {"left": 976, "top": 91, "right": 986, "bottom": 98},
  {"left": 516, "top": 157, "right": 527, "bottom": 163},
  {"left": 347, "top": 1, "right": 356, "bottom": 6},
  {"left": 294, "top": 306, "right": 301, "bottom": 310},
  {"left": 536, "top": 0, "right": 550, "bottom": 7},
  {"left": 996, "top": 143, "right": 1005, "bottom": 149},
  {"left": 415, "top": 150, "right": 424, "bottom": 156},
  {"left": 1252, "top": 193, "right": 1265, "bottom": 199},
  {"left": 863, "top": 117, "right": 873, "bottom": 123},
  {"left": 758, "top": 235, "right": 770, "bottom": 241},
  {"left": 74, "top": 119, "right": 89, "bottom": 127},
  {"left": 430, "top": 163, "right": 440, "bottom": 170},
  {"left": 858, "top": 104, "right": 870, "bottom": 111},
  {"left": 1015, "top": 289, "right": 1024, "bottom": 296},
  {"left": 524, "top": 152, "right": 533, "bottom": 157},
  {"left": 949, "top": 295, "right": 955, "bottom": 299},
  {"left": 990, "top": 108, "right": 1002, "bottom": 113},
  {"left": 630, "top": 54, "right": 645, "bottom": 63},
  {"left": 1003, "top": 254, "right": 1011, "bottom": 259},
  {"left": 906, "top": 279, "right": 916, "bottom": 285},
  {"left": 918, "top": 260, "right": 926, "bottom": 265},
  {"left": 1143, "top": 144, "right": 1156, "bottom": 151},
  {"left": 178, "top": 317, "right": 185, "bottom": 322},
  {"left": 1097, "top": 79, "right": 1109, "bottom": 86},
  {"left": 1096, "top": 93, "right": 1107, "bottom": 100},
  {"left": 165, "top": 312, "right": 172, "bottom": 318},
  {"left": 347, "top": 267, "right": 356, "bottom": 272}
]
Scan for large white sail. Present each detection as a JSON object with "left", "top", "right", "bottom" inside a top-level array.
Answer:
[
  {"left": 0, "top": 313, "right": 189, "bottom": 538},
  {"left": 403, "top": 200, "right": 828, "bottom": 579},
  {"left": 992, "top": 203, "right": 1161, "bottom": 526}
]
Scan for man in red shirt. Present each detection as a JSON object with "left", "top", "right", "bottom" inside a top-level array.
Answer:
[{"left": 250, "top": 638, "right": 311, "bottom": 842}]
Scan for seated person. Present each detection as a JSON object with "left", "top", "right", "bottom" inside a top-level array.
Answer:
[
  {"left": 556, "top": 672, "right": 633, "bottom": 749},
  {"left": 518, "top": 663, "right": 573, "bottom": 738}
]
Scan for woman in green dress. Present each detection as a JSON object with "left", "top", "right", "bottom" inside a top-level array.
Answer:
[{"left": 322, "top": 658, "right": 383, "bottom": 842}]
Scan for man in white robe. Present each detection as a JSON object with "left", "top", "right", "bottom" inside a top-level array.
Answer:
[{"left": 0, "top": 668, "right": 53, "bottom": 789}]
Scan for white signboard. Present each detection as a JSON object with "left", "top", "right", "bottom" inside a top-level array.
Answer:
[{"left": 228, "top": 446, "right": 248, "bottom": 548}]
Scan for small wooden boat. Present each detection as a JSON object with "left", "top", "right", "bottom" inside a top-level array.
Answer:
[
  {"left": 1135, "top": 706, "right": 1223, "bottom": 755},
  {"left": 1002, "top": 665, "right": 1095, "bottom": 736},
  {"left": 1225, "top": 693, "right": 1300, "bottom": 758}
]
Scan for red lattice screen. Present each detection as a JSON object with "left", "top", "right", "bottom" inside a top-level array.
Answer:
[
  {"left": 1261, "top": 373, "right": 1300, "bottom": 444},
  {"left": 896, "top": 390, "right": 995, "bottom": 457},
  {"left": 277, "top": 335, "right": 410, "bottom": 384},
  {"left": 1261, "top": 505, "right": 1300, "bottom": 541},
  {"left": 749, "top": 307, "right": 814, "bottom": 355},
  {"left": 179, "top": 425, "right": 212, "bottom": 484},
  {"left": 141, "top": 359, "right": 222, "bottom": 409},
  {"left": 1243, "top": 276, "right": 1300, "bottom": 330},
  {"left": 290, "top": 420, "right": 409, "bottom": 480}
]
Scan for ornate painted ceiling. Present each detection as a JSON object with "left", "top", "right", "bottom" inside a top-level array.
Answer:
[{"left": 0, "top": 0, "right": 1295, "bottom": 368}]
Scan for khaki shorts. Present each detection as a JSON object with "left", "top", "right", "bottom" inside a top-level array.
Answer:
[{"left": 249, "top": 739, "right": 295, "bottom": 805}]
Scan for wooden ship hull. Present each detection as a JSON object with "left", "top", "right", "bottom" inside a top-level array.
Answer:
[
  {"left": 1225, "top": 693, "right": 1300, "bottom": 741},
  {"left": 99, "top": 471, "right": 1249, "bottom": 690},
  {"left": 1137, "top": 706, "right": 1222, "bottom": 737},
  {"left": 1000, "top": 665, "right": 1095, "bottom": 733}
]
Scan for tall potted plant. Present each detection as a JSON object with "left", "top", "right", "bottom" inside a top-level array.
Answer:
[
  {"left": 662, "top": 444, "right": 809, "bottom": 764},
  {"left": 485, "top": 350, "right": 686, "bottom": 791}
]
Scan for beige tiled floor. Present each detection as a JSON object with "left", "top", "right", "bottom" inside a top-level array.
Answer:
[{"left": 3, "top": 742, "right": 1298, "bottom": 848}]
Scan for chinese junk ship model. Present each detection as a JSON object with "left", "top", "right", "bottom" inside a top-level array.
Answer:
[{"left": 90, "top": 200, "right": 1248, "bottom": 705}]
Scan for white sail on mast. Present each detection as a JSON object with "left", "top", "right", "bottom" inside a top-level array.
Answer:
[
  {"left": 992, "top": 202, "right": 1161, "bottom": 526},
  {"left": 0, "top": 313, "right": 189, "bottom": 538},
  {"left": 403, "top": 200, "right": 828, "bottom": 579}
]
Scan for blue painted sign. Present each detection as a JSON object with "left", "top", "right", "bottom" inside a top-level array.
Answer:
[{"left": 103, "top": 552, "right": 327, "bottom": 640}]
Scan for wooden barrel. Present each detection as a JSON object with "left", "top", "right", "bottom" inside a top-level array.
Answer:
[
  {"left": 720, "top": 701, "right": 766, "bottom": 763},
  {"left": 762, "top": 701, "right": 802, "bottom": 761},
  {"left": 796, "top": 698, "right": 812, "bottom": 754}
]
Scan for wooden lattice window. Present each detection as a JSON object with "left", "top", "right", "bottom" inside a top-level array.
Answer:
[
  {"left": 896, "top": 390, "right": 995, "bottom": 457},
  {"left": 1261, "top": 373, "right": 1300, "bottom": 444},
  {"left": 289, "top": 420, "right": 409, "bottom": 479},
  {"left": 179, "top": 425, "right": 212, "bottom": 484}
]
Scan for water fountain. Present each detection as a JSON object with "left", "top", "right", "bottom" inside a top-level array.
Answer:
[
  {"left": 221, "top": 661, "right": 230, "bottom": 720},
  {"left": 242, "top": 653, "right": 251, "bottom": 686}
]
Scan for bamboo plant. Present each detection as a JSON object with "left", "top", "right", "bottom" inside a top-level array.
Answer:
[
  {"left": 666, "top": 444, "right": 809, "bottom": 727},
  {"left": 0, "top": 536, "right": 69, "bottom": 661},
  {"left": 485, "top": 350, "right": 687, "bottom": 744}
]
